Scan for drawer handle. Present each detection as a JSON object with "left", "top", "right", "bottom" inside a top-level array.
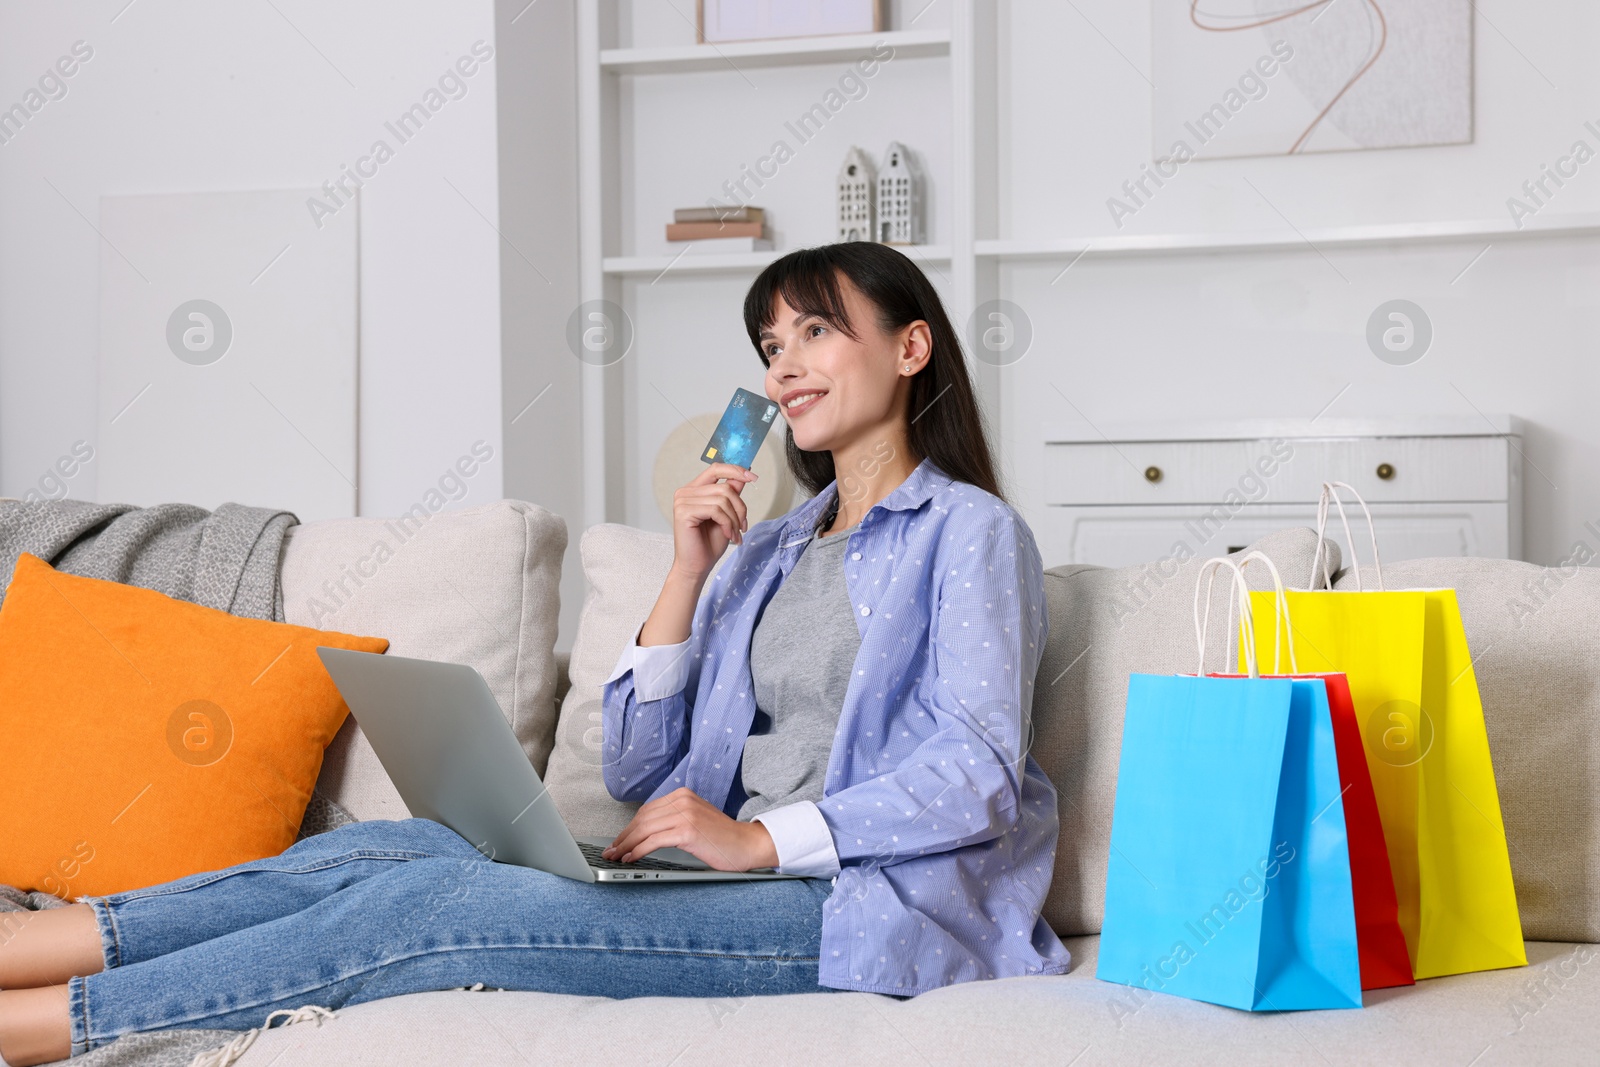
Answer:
[
  {"left": 1376, "top": 463, "right": 1395, "bottom": 481},
  {"left": 1144, "top": 465, "right": 1163, "bottom": 484}
]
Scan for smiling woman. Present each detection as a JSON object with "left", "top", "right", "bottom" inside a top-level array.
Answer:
[{"left": 602, "top": 242, "right": 1071, "bottom": 995}]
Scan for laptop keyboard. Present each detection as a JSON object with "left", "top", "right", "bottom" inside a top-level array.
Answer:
[{"left": 578, "top": 841, "right": 699, "bottom": 871}]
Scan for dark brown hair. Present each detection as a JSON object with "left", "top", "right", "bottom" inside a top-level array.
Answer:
[{"left": 742, "top": 242, "right": 1003, "bottom": 500}]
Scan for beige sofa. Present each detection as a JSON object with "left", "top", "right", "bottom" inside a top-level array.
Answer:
[{"left": 226, "top": 500, "right": 1597, "bottom": 1065}]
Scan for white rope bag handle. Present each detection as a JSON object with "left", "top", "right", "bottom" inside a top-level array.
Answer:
[
  {"left": 1237, "top": 550, "right": 1300, "bottom": 675},
  {"left": 1195, "top": 554, "right": 1299, "bottom": 677},
  {"left": 1193, "top": 557, "right": 1260, "bottom": 679},
  {"left": 1308, "top": 480, "right": 1386, "bottom": 592}
]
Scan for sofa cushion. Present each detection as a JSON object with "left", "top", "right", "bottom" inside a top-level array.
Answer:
[
  {"left": 280, "top": 501, "right": 566, "bottom": 822},
  {"left": 225, "top": 936, "right": 1596, "bottom": 1066},
  {"left": 0, "top": 553, "right": 387, "bottom": 897},
  {"left": 543, "top": 524, "right": 676, "bottom": 837},
  {"left": 1333, "top": 556, "right": 1600, "bottom": 944},
  {"left": 1033, "top": 527, "right": 1335, "bottom": 937}
]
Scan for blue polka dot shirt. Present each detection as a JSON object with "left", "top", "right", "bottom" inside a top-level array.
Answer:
[{"left": 602, "top": 460, "right": 1072, "bottom": 995}]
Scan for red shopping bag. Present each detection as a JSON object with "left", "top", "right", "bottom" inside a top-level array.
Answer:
[
  {"left": 1205, "top": 553, "right": 1415, "bottom": 991},
  {"left": 1318, "top": 671, "right": 1414, "bottom": 989}
]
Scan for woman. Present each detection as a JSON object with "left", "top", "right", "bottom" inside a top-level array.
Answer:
[{"left": 0, "top": 244, "right": 1069, "bottom": 1066}]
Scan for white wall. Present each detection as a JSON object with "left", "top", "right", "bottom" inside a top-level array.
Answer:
[
  {"left": 494, "top": 0, "right": 586, "bottom": 649},
  {"left": 994, "top": 0, "right": 1600, "bottom": 568},
  {"left": 0, "top": 0, "right": 506, "bottom": 522}
]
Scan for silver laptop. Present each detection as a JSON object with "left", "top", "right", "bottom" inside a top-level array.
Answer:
[{"left": 316, "top": 647, "right": 795, "bottom": 883}]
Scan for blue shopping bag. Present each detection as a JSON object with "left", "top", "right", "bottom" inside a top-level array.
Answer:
[{"left": 1096, "top": 556, "right": 1362, "bottom": 1011}]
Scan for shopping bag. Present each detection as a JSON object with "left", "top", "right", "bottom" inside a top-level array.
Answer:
[
  {"left": 1315, "top": 671, "right": 1416, "bottom": 989},
  {"left": 1246, "top": 482, "right": 1526, "bottom": 980},
  {"left": 1097, "top": 557, "right": 1362, "bottom": 1012},
  {"left": 1212, "top": 555, "right": 1413, "bottom": 991}
]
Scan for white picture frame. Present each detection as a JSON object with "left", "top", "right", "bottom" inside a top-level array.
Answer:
[{"left": 697, "top": 0, "right": 885, "bottom": 44}]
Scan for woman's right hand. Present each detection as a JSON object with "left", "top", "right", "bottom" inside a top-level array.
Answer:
[{"left": 670, "top": 463, "right": 757, "bottom": 581}]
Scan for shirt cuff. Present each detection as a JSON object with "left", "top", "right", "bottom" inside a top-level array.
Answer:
[
  {"left": 604, "top": 636, "right": 691, "bottom": 703},
  {"left": 752, "top": 801, "right": 841, "bottom": 878}
]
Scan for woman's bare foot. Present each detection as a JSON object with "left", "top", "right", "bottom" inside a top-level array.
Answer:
[
  {"left": 0, "top": 905, "right": 104, "bottom": 988},
  {"left": 0, "top": 986, "right": 73, "bottom": 1066}
]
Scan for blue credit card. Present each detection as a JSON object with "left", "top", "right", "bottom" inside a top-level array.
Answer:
[{"left": 701, "top": 387, "right": 780, "bottom": 468}]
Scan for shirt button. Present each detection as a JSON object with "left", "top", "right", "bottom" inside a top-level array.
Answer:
[
  {"left": 851, "top": 552, "right": 862, "bottom": 560},
  {"left": 860, "top": 605, "right": 871, "bottom": 616}
]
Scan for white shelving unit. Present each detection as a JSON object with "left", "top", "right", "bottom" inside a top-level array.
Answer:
[
  {"left": 975, "top": 212, "right": 1600, "bottom": 262},
  {"left": 599, "top": 28, "right": 952, "bottom": 75},
  {"left": 602, "top": 244, "right": 953, "bottom": 277},
  {"left": 576, "top": 1, "right": 991, "bottom": 529}
]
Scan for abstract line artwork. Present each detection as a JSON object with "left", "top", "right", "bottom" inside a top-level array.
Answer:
[{"left": 1152, "top": 0, "right": 1474, "bottom": 159}]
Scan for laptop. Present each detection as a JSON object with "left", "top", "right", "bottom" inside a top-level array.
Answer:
[{"left": 316, "top": 647, "right": 796, "bottom": 883}]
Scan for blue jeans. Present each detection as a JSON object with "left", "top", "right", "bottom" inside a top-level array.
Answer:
[{"left": 68, "top": 818, "right": 838, "bottom": 1056}]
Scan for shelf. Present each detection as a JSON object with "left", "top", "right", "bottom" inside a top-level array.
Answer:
[
  {"left": 604, "top": 244, "right": 952, "bottom": 277},
  {"left": 599, "top": 29, "right": 951, "bottom": 75},
  {"left": 975, "top": 213, "right": 1600, "bottom": 260}
]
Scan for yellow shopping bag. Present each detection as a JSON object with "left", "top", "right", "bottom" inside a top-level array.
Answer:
[{"left": 1243, "top": 483, "right": 1526, "bottom": 980}]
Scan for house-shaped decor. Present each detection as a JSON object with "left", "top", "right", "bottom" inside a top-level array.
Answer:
[
  {"left": 836, "top": 146, "right": 876, "bottom": 242},
  {"left": 875, "top": 141, "right": 923, "bottom": 245}
]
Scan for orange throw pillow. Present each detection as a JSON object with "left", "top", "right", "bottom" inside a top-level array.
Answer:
[{"left": 0, "top": 552, "right": 388, "bottom": 898}]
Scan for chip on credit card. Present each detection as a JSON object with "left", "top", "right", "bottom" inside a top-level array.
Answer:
[{"left": 701, "top": 387, "right": 780, "bottom": 468}]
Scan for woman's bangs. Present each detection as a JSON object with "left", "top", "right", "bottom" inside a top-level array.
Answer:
[{"left": 747, "top": 252, "right": 861, "bottom": 363}]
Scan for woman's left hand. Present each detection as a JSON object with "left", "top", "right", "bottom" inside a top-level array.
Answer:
[{"left": 603, "top": 787, "right": 780, "bottom": 872}]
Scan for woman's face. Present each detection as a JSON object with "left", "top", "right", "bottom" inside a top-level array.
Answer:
[{"left": 759, "top": 278, "right": 926, "bottom": 455}]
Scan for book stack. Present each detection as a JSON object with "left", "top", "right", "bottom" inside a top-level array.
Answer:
[{"left": 666, "top": 206, "right": 771, "bottom": 252}]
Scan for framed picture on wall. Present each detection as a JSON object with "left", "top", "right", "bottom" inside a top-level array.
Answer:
[
  {"left": 697, "top": 0, "right": 886, "bottom": 44},
  {"left": 1151, "top": 0, "right": 1474, "bottom": 159}
]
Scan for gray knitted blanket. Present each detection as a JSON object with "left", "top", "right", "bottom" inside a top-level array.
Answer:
[
  {"left": 0, "top": 499, "right": 297, "bottom": 622},
  {"left": 0, "top": 499, "right": 350, "bottom": 1067}
]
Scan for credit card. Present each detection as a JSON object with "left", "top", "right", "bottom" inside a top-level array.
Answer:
[{"left": 701, "top": 387, "right": 780, "bottom": 468}]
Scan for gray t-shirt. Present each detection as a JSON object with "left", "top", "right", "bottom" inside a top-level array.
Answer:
[{"left": 736, "top": 520, "right": 861, "bottom": 821}]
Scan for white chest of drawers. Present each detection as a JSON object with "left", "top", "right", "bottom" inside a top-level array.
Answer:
[{"left": 1029, "top": 416, "right": 1523, "bottom": 572}]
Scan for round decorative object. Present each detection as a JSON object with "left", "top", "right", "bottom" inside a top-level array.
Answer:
[
  {"left": 653, "top": 413, "right": 796, "bottom": 526},
  {"left": 1144, "top": 465, "right": 1163, "bottom": 484},
  {"left": 1376, "top": 463, "right": 1396, "bottom": 481}
]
